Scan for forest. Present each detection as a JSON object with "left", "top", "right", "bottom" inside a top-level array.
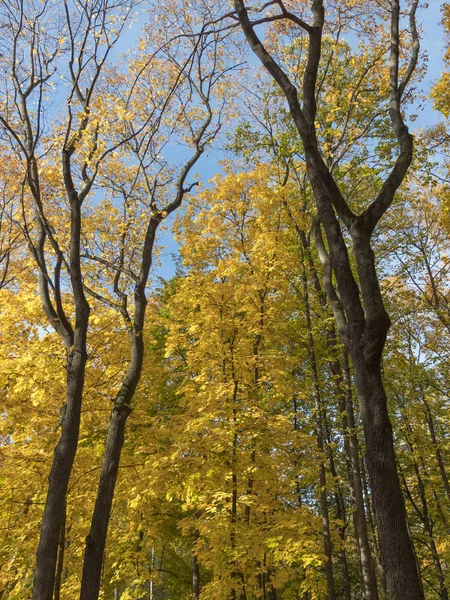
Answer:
[{"left": 0, "top": 0, "right": 449, "bottom": 599}]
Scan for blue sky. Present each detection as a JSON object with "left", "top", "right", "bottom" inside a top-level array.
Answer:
[
  {"left": 133, "top": 2, "right": 448, "bottom": 283},
  {"left": 419, "top": 1, "right": 446, "bottom": 125}
]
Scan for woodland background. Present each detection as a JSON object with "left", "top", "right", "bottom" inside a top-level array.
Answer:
[{"left": 1, "top": 1, "right": 450, "bottom": 599}]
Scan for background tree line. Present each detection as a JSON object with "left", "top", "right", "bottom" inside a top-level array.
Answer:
[{"left": 0, "top": 0, "right": 450, "bottom": 599}]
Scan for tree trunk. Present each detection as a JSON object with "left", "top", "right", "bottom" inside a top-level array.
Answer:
[
  {"left": 295, "top": 213, "right": 378, "bottom": 600},
  {"left": 323, "top": 417, "right": 351, "bottom": 600},
  {"left": 361, "top": 458, "right": 388, "bottom": 600},
  {"left": 32, "top": 122, "right": 90, "bottom": 600},
  {"left": 302, "top": 260, "right": 336, "bottom": 600},
  {"left": 422, "top": 394, "right": 450, "bottom": 503},
  {"left": 340, "top": 353, "right": 379, "bottom": 600},
  {"left": 80, "top": 403, "right": 131, "bottom": 600},
  {"left": 352, "top": 357, "right": 422, "bottom": 600},
  {"left": 399, "top": 410, "right": 448, "bottom": 600},
  {"left": 80, "top": 218, "right": 158, "bottom": 600},
  {"left": 32, "top": 341, "right": 88, "bottom": 600},
  {"left": 192, "top": 551, "right": 200, "bottom": 599},
  {"left": 233, "top": 0, "right": 423, "bottom": 595}
]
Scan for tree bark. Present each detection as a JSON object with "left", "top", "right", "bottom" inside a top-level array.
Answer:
[
  {"left": 352, "top": 357, "right": 422, "bottom": 599},
  {"left": 32, "top": 347, "right": 88, "bottom": 600},
  {"left": 340, "top": 353, "right": 379, "bottom": 600},
  {"left": 79, "top": 400, "right": 133, "bottom": 599}
]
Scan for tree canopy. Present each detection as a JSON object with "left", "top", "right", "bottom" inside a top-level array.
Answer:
[{"left": 1, "top": 1, "right": 450, "bottom": 599}]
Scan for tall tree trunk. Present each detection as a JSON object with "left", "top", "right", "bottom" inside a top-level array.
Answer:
[
  {"left": 192, "top": 551, "right": 200, "bottom": 599},
  {"left": 422, "top": 393, "right": 450, "bottom": 503},
  {"left": 32, "top": 111, "right": 91, "bottom": 600},
  {"left": 302, "top": 260, "right": 336, "bottom": 600},
  {"left": 234, "top": 0, "right": 423, "bottom": 596},
  {"left": 361, "top": 458, "right": 388, "bottom": 600},
  {"left": 298, "top": 227, "right": 378, "bottom": 600},
  {"left": 80, "top": 215, "right": 160, "bottom": 600},
  {"left": 32, "top": 301, "right": 89, "bottom": 600},
  {"left": 340, "top": 353, "right": 379, "bottom": 600},
  {"left": 353, "top": 358, "right": 422, "bottom": 599},
  {"left": 28, "top": 262, "right": 83, "bottom": 591},
  {"left": 80, "top": 402, "right": 132, "bottom": 599}
]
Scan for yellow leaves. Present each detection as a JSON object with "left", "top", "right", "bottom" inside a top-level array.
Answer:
[
  {"left": 132, "top": 164, "right": 335, "bottom": 598},
  {"left": 431, "top": 6, "right": 450, "bottom": 119},
  {"left": 128, "top": 493, "right": 142, "bottom": 509},
  {"left": 432, "top": 72, "right": 450, "bottom": 118}
]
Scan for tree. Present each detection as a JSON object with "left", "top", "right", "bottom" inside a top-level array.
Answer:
[
  {"left": 140, "top": 166, "right": 328, "bottom": 600},
  {"left": 0, "top": 0, "right": 232, "bottom": 597},
  {"left": 3, "top": 1, "right": 450, "bottom": 598},
  {"left": 231, "top": 1, "right": 424, "bottom": 598},
  {"left": 78, "top": 13, "right": 232, "bottom": 599}
]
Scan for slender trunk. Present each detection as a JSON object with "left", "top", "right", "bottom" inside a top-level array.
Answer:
[
  {"left": 430, "top": 538, "right": 448, "bottom": 600},
  {"left": 433, "top": 489, "right": 450, "bottom": 534},
  {"left": 302, "top": 260, "right": 336, "bottom": 600},
  {"left": 294, "top": 212, "right": 378, "bottom": 600},
  {"left": 238, "top": 574, "right": 248, "bottom": 600},
  {"left": 361, "top": 458, "right": 388, "bottom": 600},
  {"left": 135, "top": 512, "right": 144, "bottom": 599},
  {"left": 80, "top": 218, "right": 159, "bottom": 600},
  {"left": 149, "top": 546, "right": 155, "bottom": 600},
  {"left": 192, "top": 551, "right": 200, "bottom": 599},
  {"left": 80, "top": 403, "right": 132, "bottom": 599},
  {"left": 266, "top": 570, "right": 277, "bottom": 600},
  {"left": 422, "top": 394, "right": 450, "bottom": 503},
  {"left": 401, "top": 466, "right": 445, "bottom": 600},
  {"left": 399, "top": 413, "right": 448, "bottom": 600},
  {"left": 313, "top": 381, "right": 336, "bottom": 599},
  {"left": 340, "top": 352, "right": 379, "bottom": 600},
  {"left": 323, "top": 418, "right": 351, "bottom": 600},
  {"left": 340, "top": 548, "right": 351, "bottom": 600},
  {"left": 231, "top": 380, "right": 239, "bottom": 600},
  {"left": 414, "top": 473, "right": 447, "bottom": 600},
  {"left": 231, "top": 467, "right": 238, "bottom": 600}
]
